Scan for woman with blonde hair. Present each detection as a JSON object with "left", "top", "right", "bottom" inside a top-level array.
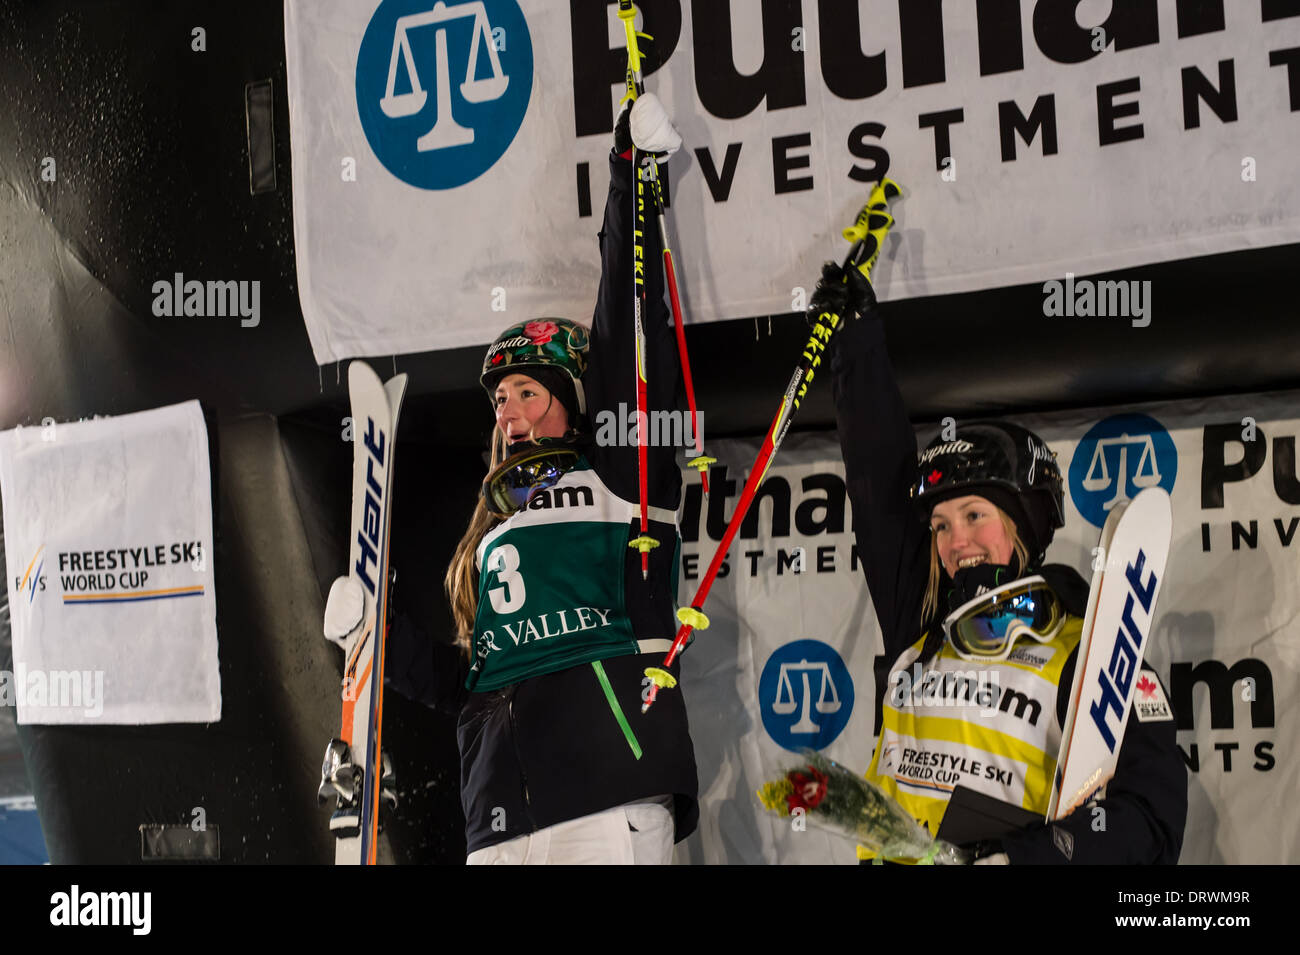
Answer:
[
  {"left": 815, "top": 263, "right": 1187, "bottom": 864},
  {"left": 326, "top": 94, "right": 697, "bottom": 864}
]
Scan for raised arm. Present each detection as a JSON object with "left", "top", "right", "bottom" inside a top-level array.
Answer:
[
  {"left": 582, "top": 147, "right": 681, "bottom": 511},
  {"left": 830, "top": 306, "right": 932, "bottom": 662}
]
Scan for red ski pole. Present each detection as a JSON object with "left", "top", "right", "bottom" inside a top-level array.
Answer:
[
  {"left": 642, "top": 178, "right": 904, "bottom": 713},
  {"left": 660, "top": 201, "right": 713, "bottom": 490}
]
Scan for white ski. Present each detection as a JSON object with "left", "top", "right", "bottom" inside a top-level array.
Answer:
[
  {"left": 320, "top": 362, "right": 407, "bottom": 865},
  {"left": 1047, "top": 486, "right": 1172, "bottom": 820}
]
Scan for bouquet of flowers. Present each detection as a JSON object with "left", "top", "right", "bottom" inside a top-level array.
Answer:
[{"left": 756, "top": 749, "right": 969, "bottom": 864}]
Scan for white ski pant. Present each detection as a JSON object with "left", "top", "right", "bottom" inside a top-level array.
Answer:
[{"left": 465, "top": 796, "right": 674, "bottom": 865}]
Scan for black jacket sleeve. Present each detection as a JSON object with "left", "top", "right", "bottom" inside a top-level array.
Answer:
[
  {"left": 384, "top": 610, "right": 469, "bottom": 718},
  {"left": 830, "top": 312, "right": 931, "bottom": 664},
  {"left": 582, "top": 151, "right": 681, "bottom": 512},
  {"left": 1001, "top": 661, "right": 1188, "bottom": 864}
]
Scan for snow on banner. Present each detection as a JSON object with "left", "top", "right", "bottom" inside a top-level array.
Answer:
[
  {"left": 284, "top": 1, "right": 1300, "bottom": 364},
  {"left": 676, "top": 394, "right": 1298, "bottom": 864}
]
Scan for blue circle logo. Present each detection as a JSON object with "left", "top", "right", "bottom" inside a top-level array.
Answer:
[
  {"left": 758, "top": 640, "right": 854, "bottom": 752},
  {"left": 1068, "top": 413, "right": 1177, "bottom": 528},
  {"left": 356, "top": 0, "right": 534, "bottom": 190}
]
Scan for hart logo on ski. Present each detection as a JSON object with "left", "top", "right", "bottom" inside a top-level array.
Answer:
[
  {"left": 355, "top": 416, "right": 389, "bottom": 594},
  {"left": 1048, "top": 487, "right": 1172, "bottom": 820},
  {"left": 1067, "top": 414, "right": 1177, "bottom": 529},
  {"left": 319, "top": 362, "right": 407, "bottom": 865},
  {"left": 1087, "top": 548, "right": 1158, "bottom": 752},
  {"left": 355, "top": 0, "right": 534, "bottom": 190}
]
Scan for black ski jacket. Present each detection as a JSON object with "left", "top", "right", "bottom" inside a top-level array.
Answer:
[
  {"left": 386, "top": 152, "right": 698, "bottom": 855},
  {"left": 830, "top": 309, "right": 1187, "bottom": 864}
]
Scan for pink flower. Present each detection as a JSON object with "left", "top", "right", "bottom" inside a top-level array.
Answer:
[{"left": 524, "top": 321, "right": 559, "bottom": 345}]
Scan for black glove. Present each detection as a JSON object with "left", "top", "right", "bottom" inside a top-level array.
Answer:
[
  {"left": 807, "top": 261, "right": 876, "bottom": 324},
  {"left": 614, "top": 101, "right": 632, "bottom": 155},
  {"left": 962, "top": 837, "right": 1010, "bottom": 864}
]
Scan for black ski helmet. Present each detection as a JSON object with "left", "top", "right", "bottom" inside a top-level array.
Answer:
[{"left": 910, "top": 422, "right": 1065, "bottom": 566}]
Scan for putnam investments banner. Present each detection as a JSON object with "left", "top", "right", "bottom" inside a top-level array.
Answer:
[
  {"left": 675, "top": 393, "right": 1299, "bottom": 864},
  {"left": 285, "top": 1, "right": 1300, "bottom": 363}
]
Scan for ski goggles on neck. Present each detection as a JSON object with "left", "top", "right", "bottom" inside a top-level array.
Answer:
[
  {"left": 481, "top": 441, "right": 581, "bottom": 517},
  {"left": 941, "top": 575, "right": 1066, "bottom": 663}
]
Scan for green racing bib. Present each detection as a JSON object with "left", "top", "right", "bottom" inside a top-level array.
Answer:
[{"left": 467, "top": 458, "right": 677, "bottom": 692}]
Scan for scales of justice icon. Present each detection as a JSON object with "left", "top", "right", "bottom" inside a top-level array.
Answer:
[
  {"left": 379, "top": 1, "right": 509, "bottom": 152},
  {"left": 1082, "top": 433, "right": 1162, "bottom": 511},
  {"left": 771, "top": 659, "right": 842, "bottom": 734}
]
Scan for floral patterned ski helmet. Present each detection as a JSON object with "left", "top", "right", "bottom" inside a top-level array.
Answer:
[{"left": 480, "top": 318, "right": 590, "bottom": 414}]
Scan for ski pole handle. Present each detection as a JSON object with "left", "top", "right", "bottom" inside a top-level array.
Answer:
[{"left": 618, "top": 1, "right": 647, "bottom": 92}]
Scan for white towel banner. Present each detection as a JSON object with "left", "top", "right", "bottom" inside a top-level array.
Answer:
[{"left": 0, "top": 402, "right": 220, "bottom": 725}]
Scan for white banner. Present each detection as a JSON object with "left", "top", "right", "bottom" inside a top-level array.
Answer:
[
  {"left": 0, "top": 403, "right": 220, "bottom": 725},
  {"left": 286, "top": 0, "right": 1300, "bottom": 364},
  {"left": 675, "top": 393, "right": 1300, "bottom": 864}
]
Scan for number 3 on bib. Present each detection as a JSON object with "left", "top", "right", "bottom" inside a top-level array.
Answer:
[{"left": 487, "top": 544, "right": 526, "bottom": 613}]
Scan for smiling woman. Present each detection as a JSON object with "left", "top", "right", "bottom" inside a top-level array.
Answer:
[
  {"left": 825, "top": 260, "right": 1188, "bottom": 865},
  {"left": 925, "top": 500, "right": 1029, "bottom": 622},
  {"left": 912, "top": 425, "right": 1057, "bottom": 625}
]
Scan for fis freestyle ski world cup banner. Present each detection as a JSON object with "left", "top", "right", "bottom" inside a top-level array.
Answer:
[
  {"left": 285, "top": 0, "right": 1300, "bottom": 364},
  {"left": 678, "top": 393, "right": 1300, "bottom": 864},
  {"left": 0, "top": 402, "right": 220, "bottom": 725}
]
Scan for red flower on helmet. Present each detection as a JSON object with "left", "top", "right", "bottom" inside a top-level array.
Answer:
[
  {"left": 785, "top": 766, "right": 829, "bottom": 813},
  {"left": 524, "top": 321, "right": 559, "bottom": 345}
]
